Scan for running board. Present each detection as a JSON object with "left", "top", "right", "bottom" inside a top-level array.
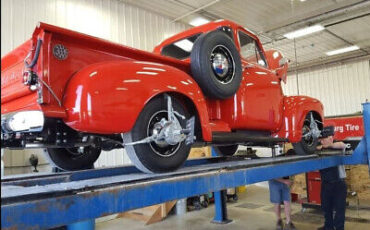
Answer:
[{"left": 212, "top": 132, "right": 288, "bottom": 145}]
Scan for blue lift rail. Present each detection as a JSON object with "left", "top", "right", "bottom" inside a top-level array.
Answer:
[{"left": 1, "top": 103, "right": 369, "bottom": 229}]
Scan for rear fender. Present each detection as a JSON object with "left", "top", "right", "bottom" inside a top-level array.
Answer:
[
  {"left": 63, "top": 60, "right": 212, "bottom": 141},
  {"left": 276, "top": 96, "right": 324, "bottom": 143}
]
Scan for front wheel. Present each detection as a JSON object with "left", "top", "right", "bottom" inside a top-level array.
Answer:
[
  {"left": 123, "top": 96, "right": 191, "bottom": 173},
  {"left": 45, "top": 146, "right": 101, "bottom": 171},
  {"left": 293, "top": 112, "right": 321, "bottom": 155}
]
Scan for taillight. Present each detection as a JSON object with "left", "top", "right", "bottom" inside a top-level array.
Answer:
[{"left": 23, "top": 71, "right": 38, "bottom": 90}]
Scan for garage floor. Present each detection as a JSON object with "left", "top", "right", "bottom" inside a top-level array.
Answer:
[{"left": 96, "top": 185, "right": 370, "bottom": 230}]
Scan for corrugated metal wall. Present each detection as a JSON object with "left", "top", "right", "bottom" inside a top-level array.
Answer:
[
  {"left": 1, "top": 0, "right": 189, "bottom": 171},
  {"left": 1, "top": 0, "right": 189, "bottom": 56},
  {"left": 283, "top": 60, "right": 370, "bottom": 116}
]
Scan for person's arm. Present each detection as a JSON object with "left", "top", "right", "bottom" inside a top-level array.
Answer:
[
  {"left": 329, "top": 141, "right": 347, "bottom": 149},
  {"left": 321, "top": 141, "right": 348, "bottom": 150}
]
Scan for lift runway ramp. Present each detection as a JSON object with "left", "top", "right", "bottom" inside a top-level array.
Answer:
[
  {"left": 2, "top": 144, "right": 367, "bottom": 230},
  {"left": 2, "top": 154, "right": 320, "bottom": 203}
]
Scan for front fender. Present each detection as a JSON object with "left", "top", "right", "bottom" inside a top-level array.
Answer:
[
  {"left": 276, "top": 96, "right": 324, "bottom": 143},
  {"left": 63, "top": 60, "right": 212, "bottom": 140}
]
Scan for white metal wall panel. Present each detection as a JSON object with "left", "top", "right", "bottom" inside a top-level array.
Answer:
[
  {"left": 1, "top": 0, "right": 189, "bottom": 56},
  {"left": 283, "top": 60, "right": 370, "bottom": 116},
  {"left": 1, "top": 0, "right": 189, "bottom": 170}
]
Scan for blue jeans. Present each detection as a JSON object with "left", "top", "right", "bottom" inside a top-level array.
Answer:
[
  {"left": 268, "top": 179, "right": 291, "bottom": 204},
  {"left": 321, "top": 180, "right": 347, "bottom": 230}
]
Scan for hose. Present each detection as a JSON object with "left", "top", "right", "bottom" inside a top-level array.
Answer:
[{"left": 25, "top": 39, "right": 43, "bottom": 68}]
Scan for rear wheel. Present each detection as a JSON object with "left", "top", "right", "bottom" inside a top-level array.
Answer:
[
  {"left": 123, "top": 96, "right": 191, "bottom": 173},
  {"left": 293, "top": 113, "right": 320, "bottom": 155},
  {"left": 45, "top": 146, "right": 101, "bottom": 171},
  {"left": 213, "top": 145, "right": 238, "bottom": 156}
]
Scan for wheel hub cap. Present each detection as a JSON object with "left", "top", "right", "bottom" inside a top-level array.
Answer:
[
  {"left": 147, "top": 111, "right": 184, "bottom": 157},
  {"left": 210, "top": 45, "right": 235, "bottom": 84},
  {"left": 212, "top": 53, "right": 229, "bottom": 78}
]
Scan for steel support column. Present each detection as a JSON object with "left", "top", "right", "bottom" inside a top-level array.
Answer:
[
  {"left": 212, "top": 190, "right": 232, "bottom": 224},
  {"left": 362, "top": 103, "right": 370, "bottom": 168},
  {"left": 67, "top": 220, "right": 95, "bottom": 230}
]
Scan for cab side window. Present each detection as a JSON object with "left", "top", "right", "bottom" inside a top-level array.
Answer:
[{"left": 238, "top": 31, "right": 267, "bottom": 68}]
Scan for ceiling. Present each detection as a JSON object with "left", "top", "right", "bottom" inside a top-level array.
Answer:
[{"left": 121, "top": 0, "right": 370, "bottom": 71}]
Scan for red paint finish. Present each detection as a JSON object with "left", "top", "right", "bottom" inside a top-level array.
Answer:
[
  {"left": 1, "top": 40, "right": 35, "bottom": 105},
  {"left": 1, "top": 20, "right": 324, "bottom": 144},
  {"left": 275, "top": 96, "right": 324, "bottom": 143},
  {"left": 324, "top": 115, "right": 364, "bottom": 141},
  {"left": 63, "top": 60, "right": 211, "bottom": 140}
]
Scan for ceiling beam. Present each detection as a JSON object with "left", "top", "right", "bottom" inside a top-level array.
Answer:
[
  {"left": 264, "top": 0, "right": 370, "bottom": 35},
  {"left": 325, "top": 29, "right": 369, "bottom": 55},
  {"left": 169, "top": 0, "right": 220, "bottom": 20},
  {"left": 171, "top": 0, "right": 220, "bottom": 22},
  {"left": 288, "top": 53, "right": 370, "bottom": 73}
]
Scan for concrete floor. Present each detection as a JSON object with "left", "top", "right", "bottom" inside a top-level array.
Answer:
[{"left": 96, "top": 185, "right": 370, "bottom": 230}]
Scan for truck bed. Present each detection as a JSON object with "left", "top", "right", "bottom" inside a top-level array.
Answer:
[{"left": 1, "top": 22, "right": 190, "bottom": 116}]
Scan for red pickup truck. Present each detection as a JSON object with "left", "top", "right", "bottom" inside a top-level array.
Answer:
[{"left": 1, "top": 20, "right": 324, "bottom": 173}]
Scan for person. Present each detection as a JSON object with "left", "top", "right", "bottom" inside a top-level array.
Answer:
[
  {"left": 269, "top": 174, "right": 296, "bottom": 229},
  {"left": 317, "top": 126, "right": 350, "bottom": 230}
]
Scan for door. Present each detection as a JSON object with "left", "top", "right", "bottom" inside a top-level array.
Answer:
[{"left": 234, "top": 30, "right": 284, "bottom": 131}]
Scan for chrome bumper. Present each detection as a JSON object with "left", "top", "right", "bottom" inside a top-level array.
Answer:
[{"left": 1, "top": 111, "right": 44, "bottom": 134}]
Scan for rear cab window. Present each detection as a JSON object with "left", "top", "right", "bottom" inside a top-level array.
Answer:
[
  {"left": 161, "top": 33, "right": 202, "bottom": 60},
  {"left": 161, "top": 26, "right": 234, "bottom": 60},
  {"left": 238, "top": 31, "right": 268, "bottom": 68}
]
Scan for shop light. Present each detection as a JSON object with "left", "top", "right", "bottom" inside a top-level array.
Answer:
[
  {"left": 189, "top": 17, "right": 210, "bottom": 27},
  {"left": 325, "top": 45, "right": 360, "bottom": 56},
  {"left": 283, "top": 25, "right": 324, "bottom": 39}
]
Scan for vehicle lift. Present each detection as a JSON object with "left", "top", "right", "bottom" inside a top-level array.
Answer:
[{"left": 1, "top": 103, "right": 369, "bottom": 230}]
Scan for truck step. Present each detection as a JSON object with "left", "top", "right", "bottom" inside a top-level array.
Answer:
[{"left": 212, "top": 132, "right": 288, "bottom": 145}]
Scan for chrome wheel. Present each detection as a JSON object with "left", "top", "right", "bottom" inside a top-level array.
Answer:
[
  {"left": 302, "top": 125, "right": 315, "bottom": 146},
  {"left": 146, "top": 110, "right": 181, "bottom": 158},
  {"left": 301, "top": 113, "right": 321, "bottom": 147},
  {"left": 210, "top": 45, "right": 235, "bottom": 84}
]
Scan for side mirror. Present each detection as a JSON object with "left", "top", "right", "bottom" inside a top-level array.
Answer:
[
  {"left": 278, "top": 57, "right": 288, "bottom": 67},
  {"left": 265, "top": 49, "right": 289, "bottom": 83}
]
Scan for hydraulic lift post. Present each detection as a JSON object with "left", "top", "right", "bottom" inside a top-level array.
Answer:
[{"left": 212, "top": 190, "right": 232, "bottom": 224}]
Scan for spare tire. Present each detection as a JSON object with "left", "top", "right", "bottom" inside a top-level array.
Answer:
[{"left": 190, "top": 30, "right": 242, "bottom": 99}]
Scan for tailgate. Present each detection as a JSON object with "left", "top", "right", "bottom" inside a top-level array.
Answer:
[{"left": 1, "top": 39, "right": 41, "bottom": 114}]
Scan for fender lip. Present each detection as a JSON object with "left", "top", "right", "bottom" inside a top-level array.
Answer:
[{"left": 276, "top": 96, "right": 324, "bottom": 143}]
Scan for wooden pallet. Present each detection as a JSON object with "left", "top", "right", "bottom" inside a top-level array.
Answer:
[
  {"left": 118, "top": 147, "right": 210, "bottom": 225},
  {"left": 118, "top": 201, "right": 177, "bottom": 225}
]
